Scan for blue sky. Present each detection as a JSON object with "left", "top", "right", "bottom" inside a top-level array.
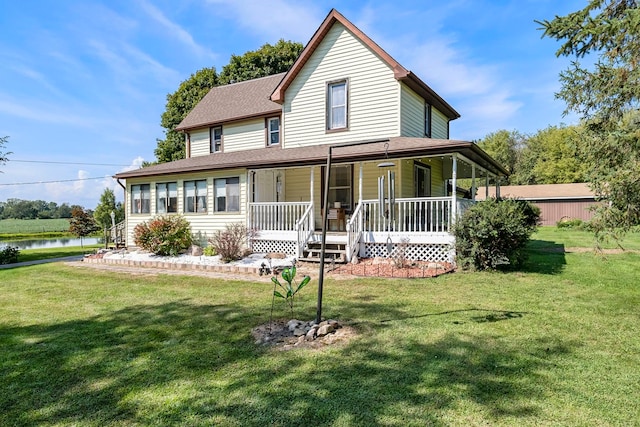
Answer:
[{"left": 0, "top": 0, "right": 584, "bottom": 209}]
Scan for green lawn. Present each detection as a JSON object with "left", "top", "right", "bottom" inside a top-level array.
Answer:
[
  {"left": 15, "top": 245, "right": 102, "bottom": 263},
  {"left": 0, "top": 229, "right": 638, "bottom": 426}
]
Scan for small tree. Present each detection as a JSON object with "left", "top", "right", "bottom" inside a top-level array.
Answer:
[
  {"left": 69, "top": 207, "right": 100, "bottom": 247},
  {"left": 209, "top": 223, "right": 253, "bottom": 262}
]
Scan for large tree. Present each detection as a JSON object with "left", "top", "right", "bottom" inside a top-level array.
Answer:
[
  {"left": 538, "top": 0, "right": 640, "bottom": 233},
  {"left": 154, "top": 67, "right": 218, "bottom": 163},
  {"left": 153, "top": 40, "right": 304, "bottom": 163},
  {"left": 476, "top": 130, "right": 526, "bottom": 184}
]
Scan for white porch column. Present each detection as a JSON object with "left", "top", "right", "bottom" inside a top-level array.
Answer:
[
  {"left": 310, "top": 166, "right": 315, "bottom": 203},
  {"left": 471, "top": 164, "right": 476, "bottom": 202},
  {"left": 358, "top": 162, "right": 363, "bottom": 203},
  {"left": 451, "top": 154, "right": 458, "bottom": 222},
  {"left": 496, "top": 175, "right": 501, "bottom": 198}
]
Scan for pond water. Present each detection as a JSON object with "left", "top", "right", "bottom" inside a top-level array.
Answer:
[{"left": 0, "top": 237, "right": 102, "bottom": 250}]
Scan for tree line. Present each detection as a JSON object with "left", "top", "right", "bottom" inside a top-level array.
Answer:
[{"left": 0, "top": 199, "right": 85, "bottom": 220}]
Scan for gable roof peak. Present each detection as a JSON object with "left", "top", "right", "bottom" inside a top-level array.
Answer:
[{"left": 270, "top": 9, "right": 459, "bottom": 120}]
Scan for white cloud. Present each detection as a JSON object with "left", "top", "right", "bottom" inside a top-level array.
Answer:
[
  {"left": 137, "top": 0, "right": 217, "bottom": 60},
  {"left": 205, "top": 0, "right": 323, "bottom": 42}
]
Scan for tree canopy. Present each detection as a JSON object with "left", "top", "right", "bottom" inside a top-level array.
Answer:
[
  {"left": 538, "top": 0, "right": 640, "bottom": 233},
  {"left": 153, "top": 39, "right": 304, "bottom": 163},
  {"left": 476, "top": 125, "right": 586, "bottom": 186}
]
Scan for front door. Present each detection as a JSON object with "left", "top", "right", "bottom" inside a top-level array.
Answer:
[
  {"left": 253, "top": 169, "right": 283, "bottom": 202},
  {"left": 415, "top": 163, "right": 431, "bottom": 197}
]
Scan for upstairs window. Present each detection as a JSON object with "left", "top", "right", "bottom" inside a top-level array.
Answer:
[
  {"left": 327, "top": 80, "right": 348, "bottom": 130},
  {"left": 184, "top": 180, "right": 207, "bottom": 213},
  {"left": 156, "top": 182, "right": 177, "bottom": 214},
  {"left": 424, "top": 103, "right": 432, "bottom": 138},
  {"left": 210, "top": 126, "right": 222, "bottom": 153},
  {"left": 131, "top": 184, "right": 150, "bottom": 214},
  {"left": 214, "top": 177, "right": 240, "bottom": 212},
  {"left": 267, "top": 117, "right": 280, "bottom": 145}
]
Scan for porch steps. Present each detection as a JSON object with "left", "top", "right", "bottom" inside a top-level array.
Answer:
[{"left": 301, "top": 241, "right": 347, "bottom": 264}]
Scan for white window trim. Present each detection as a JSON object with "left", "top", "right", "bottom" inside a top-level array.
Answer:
[
  {"left": 267, "top": 117, "right": 280, "bottom": 146},
  {"left": 184, "top": 179, "right": 208, "bottom": 214},
  {"left": 156, "top": 182, "right": 178, "bottom": 214},
  {"left": 214, "top": 177, "right": 240, "bottom": 213},
  {"left": 131, "top": 184, "right": 150, "bottom": 214},
  {"left": 210, "top": 126, "right": 222, "bottom": 153},
  {"left": 327, "top": 79, "right": 348, "bottom": 131}
]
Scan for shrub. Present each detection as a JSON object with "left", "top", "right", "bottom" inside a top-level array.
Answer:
[
  {"left": 133, "top": 215, "right": 193, "bottom": 256},
  {"left": 454, "top": 198, "right": 540, "bottom": 271},
  {"left": 209, "top": 223, "right": 251, "bottom": 262},
  {"left": 556, "top": 217, "right": 584, "bottom": 229},
  {"left": 0, "top": 246, "right": 19, "bottom": 264},
  {"left": 203, "top": 245, "right": 216, "bottom": 256}
]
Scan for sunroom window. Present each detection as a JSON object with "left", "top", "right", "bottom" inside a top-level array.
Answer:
[
  {"left": 184, "top": 180, "right": 207, "bottom": 213},
  {"left": 131, "top": 184, "right": 150, "bottom": 214},
  {"left": 156, "top": 182, "right": 177, "bottom": 213},
  {"left": 214, "top": 177, "right": 240, "bottom": 212}
]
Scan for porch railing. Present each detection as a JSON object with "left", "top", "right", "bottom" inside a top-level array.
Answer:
[
  {"left": 346, "top": 202, "right": 364, "bottom": 262},
  {"left": 248, "top": 202, "right": 311, "bottom": 232},
  {"left": 295, "top": 203, "right": 314, "bottom": 258},
  {"left": 359, "top": 197, "right": 474, "bottom": 233},
  {"left": 110, "top": 220, "right": 126, "bottom": 248}
]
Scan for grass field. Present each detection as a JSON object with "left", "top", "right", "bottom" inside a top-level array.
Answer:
[
  {"left": 0, "top": 229, "right": 638, "bottom": 426},
  {"left": 0, "top": 218, "right": 71, "bottom": 238}
]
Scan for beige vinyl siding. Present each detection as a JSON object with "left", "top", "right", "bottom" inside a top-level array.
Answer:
[
  {"left": 223, "top": 119, "right": 267, "bottom": 152},
  {"left": 284, "top": 22, "right": 399, "bottom": 148},
  {"left": 431, "top": 108, "right": 449, "bottom": 139},
  {"left": 189, "top": 128, "right": 211, "bottom": 158},
  {"left": 400, "top": 85, "right": 425, "bottom": 137},
  {"left": 123, "top": 169, "right": 248, "bottom": 247}
]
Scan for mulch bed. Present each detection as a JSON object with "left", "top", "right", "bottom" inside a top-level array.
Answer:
[{"left": 331, "top": 258, "right": 454, "bottom": 278}]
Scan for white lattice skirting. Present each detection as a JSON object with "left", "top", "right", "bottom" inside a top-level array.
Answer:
[
  {"left": 251, "top": 239, "right": 297, "bottom": 256},
  {"left": 362, "top": 243, "right": 453, "bottom": 263}
]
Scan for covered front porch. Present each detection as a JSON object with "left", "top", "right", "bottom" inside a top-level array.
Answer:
[{"left": 247, "top": 149, "right": 503, "bottom": 264}]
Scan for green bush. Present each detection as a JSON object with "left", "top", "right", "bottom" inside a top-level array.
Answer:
[
  {"left": 133, "top": 215, "right": 193, "bottom": 256},
  {"left": 203, "top": 245, "right": 216, "bottom": 256},
  {"left": 454, "top": 198, "right": 540, "bottom": 271},
  {"left": 556, "top": 217, "right": 584, "bottom": 229},
  {"left": 0, "top": 246, "right": 20, "bottom": 264}
]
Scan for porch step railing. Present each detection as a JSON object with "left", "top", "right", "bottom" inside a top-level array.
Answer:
[
  {"left": 110, "top": 220, "right": 126, "bottom": 248},
  {"left": 248, "top": 202, "right": 311, "bottom": 232},
  {"left": 346, "top": 202, "right": 364, "bottom": 262},
  {"left": 295, "top": 203, "right": 314, "bottom": 258},
  {"left": 359, "top": 197, "right": 474, "bottom": 233}
]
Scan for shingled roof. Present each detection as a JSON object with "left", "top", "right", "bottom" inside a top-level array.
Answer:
[
  {"left": 175, "top": 73, "right": 285, "bottom": 131},
  {"left": 115, "top": 137, "right": 508, "bottom": 179}
]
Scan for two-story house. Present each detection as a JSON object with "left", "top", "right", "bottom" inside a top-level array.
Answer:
[{"left": 115, "top": 9, "right": 508, "bottom": 264}]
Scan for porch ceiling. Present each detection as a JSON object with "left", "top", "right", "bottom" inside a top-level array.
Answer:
[{"left": 115, "top": 137, "right": 508, "bottom": 179}]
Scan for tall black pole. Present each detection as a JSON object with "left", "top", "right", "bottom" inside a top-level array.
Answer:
[{"left": 316, "top": 146, "right": 332, "bottom": 325}]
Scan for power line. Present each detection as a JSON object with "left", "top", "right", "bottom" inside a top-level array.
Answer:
[
  {"left": 9, "top": 159, "right": 131, "bottom": 167},
  {"left": 0, "top": 176, "right": 112, "bottom": 186}
]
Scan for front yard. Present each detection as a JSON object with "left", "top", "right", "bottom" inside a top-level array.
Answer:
[{"left": 0, "top": 229, "right": 638, "bottom": 426}]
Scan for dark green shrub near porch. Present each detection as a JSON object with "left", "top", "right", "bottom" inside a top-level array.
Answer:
[
  {"left": 133, "top": 215, "right": 193, "bottom": 256},
  {"left": 454, "top": 198, "right": 540, "bottom": 270}
]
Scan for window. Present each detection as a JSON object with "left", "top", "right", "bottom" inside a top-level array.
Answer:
[
  {"left": 214, "top": 177, "right": 240, "bottom": 212},
  {"left": 414, "top": 163, "right": 431, "bottom": 197},
  {"left": 131, "top": 184, "right": 150, "bottom": 214},
  {"left": 425, "top": 103, "right": 432, "bottom": 138},
  {"left": 327, "top": 165, "right": 352, "bottom": 211},
  {"left": 267, "top": 117, "right": 280, "bottom": 145},
  {"left": 156, "top": 182, "right": 177, "bottom": 213},
  {"left": 184, "top": 180, "right": 207, "bottom": 213},
  {"left": 210, "top": 126, "right": 222, "bottom": 153},
  {"left": 327, "top": 80, "right": 347, "bottom": 130}
]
